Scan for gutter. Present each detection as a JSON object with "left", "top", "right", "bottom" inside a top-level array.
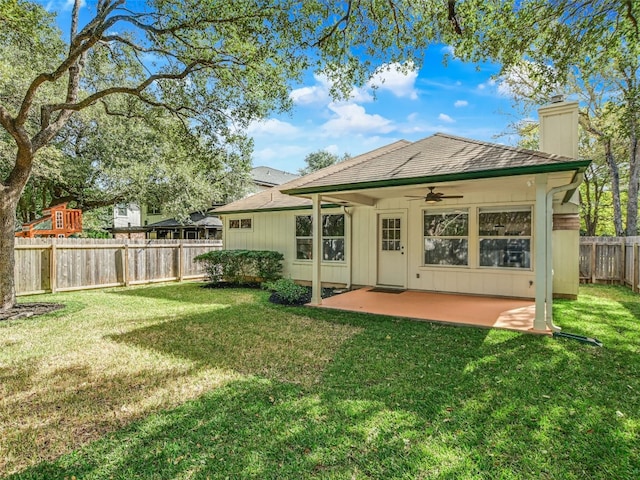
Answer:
[{"left": 544, "top": 171, "right": 584, "bottom": 332}]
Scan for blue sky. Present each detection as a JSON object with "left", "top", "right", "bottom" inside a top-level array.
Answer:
[
  {"left": 41, "top": 1, "right": 531, "bottom": 175},
  {"left": 250, "top": 49, "right": 527, "bottom": 173}
]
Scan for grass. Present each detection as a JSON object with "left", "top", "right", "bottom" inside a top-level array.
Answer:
[{"left": 1, "top": 283, "right": 638, "bottom": 479}]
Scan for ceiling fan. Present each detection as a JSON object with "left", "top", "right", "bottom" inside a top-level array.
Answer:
[{"left": 406, "top": 186, "right": 464, "bottom": 203}]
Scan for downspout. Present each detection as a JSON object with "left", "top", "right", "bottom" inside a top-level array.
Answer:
[
  {"left": 342, "top": 206, "right": 352, "bottom": 289},
  {"left": 544, "top": 172, "right": 584, "bottom": 331}
]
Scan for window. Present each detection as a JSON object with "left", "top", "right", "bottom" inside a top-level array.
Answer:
[
  {"left": 322, "top": 214, "right": 345, "bottom": 261},
  {"left": 55, "top": 211, "right": 64, "bottom": 229},
  {"left": 423, "top": 210, "right": 468, "bottom": 266},
  {"left": 478, "top": 208, "right": 532, "bottom": 269},
  {"left": 381, "top": 218, "right": 401, "bottom": 251},
  {"left": 295, "top": 215, "right": 312, "bottom": 259},
  {"left": 116, "top": 204, "right": 128, "bottom": 217},
  {"left": 229, "top": 218, "right": 252, "bottom": 229},
  {"left": 295, "top": 214, "right": 345, "bottom": 261},
  {"left": 147, "top": 204, "right": 161, "bottom": 215}
]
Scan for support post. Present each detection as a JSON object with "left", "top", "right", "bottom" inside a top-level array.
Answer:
[
  {"left": 311, "top": 194, "right": 322, "bottom": 305},
  {"left": 533, "top": 174, "right": 548, "bottom": 331}
]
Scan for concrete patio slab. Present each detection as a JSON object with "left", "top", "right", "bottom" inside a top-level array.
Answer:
[{"left": 314, "top": 287, "right": 548, "bottom": 335}]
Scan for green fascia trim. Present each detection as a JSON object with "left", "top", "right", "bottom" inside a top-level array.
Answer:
[
  {"left": 282, "top": 160, "right": 592, "bottom": 195},
  {"left": 215, "top": 203, "right": 342, "bottom": 215}
]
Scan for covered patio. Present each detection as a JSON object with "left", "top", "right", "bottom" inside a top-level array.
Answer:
[{"left": 315, "top": 287, "right": 547, "bottom": 334}]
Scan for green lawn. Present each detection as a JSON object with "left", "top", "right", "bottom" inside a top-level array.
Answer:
[{"left": 1, "top": 283, "right": 638, "bottom": 479}]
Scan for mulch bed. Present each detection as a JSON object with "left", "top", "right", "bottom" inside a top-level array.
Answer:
[{"left": 0, "top": 303, "right": 65, "bottom": 322}]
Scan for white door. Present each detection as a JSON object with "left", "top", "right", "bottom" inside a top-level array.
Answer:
[{"left": 377, "top": 212, "right": 407, "bottom": 287}]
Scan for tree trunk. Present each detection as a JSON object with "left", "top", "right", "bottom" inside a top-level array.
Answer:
[
  {"left": 0, "top": 190, "right": 20, "bottom": 311},
  {"left": 603, "top": 139, "right": 625, "bottom": 236},
  {"left": 626, "top": 135, "right": 639, "bottom": 236},
  {"left": 1, "top": 146, "right": 34, "bottom": 311}
]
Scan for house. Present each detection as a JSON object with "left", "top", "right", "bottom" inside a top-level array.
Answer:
[
  {"left": 250, "top": 166, "right": 300, "bottom": 193},
  {"left": 215, "top": 100, "right": 590, "bottom": 332},
  {"left": 146, "top": 212, "right": 222, "bottom": 240},
  {"left": 110, "top": 166, "right": 298, "bottom": 239},
  {"left": 15, "top": 203, "right": 83, "bottom": 238}
]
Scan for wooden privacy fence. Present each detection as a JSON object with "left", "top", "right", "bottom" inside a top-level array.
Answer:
[
  {"left": 14, "top": 238, "right": 222, "bottom": 296},
  {"left": 579, "top": 236, "right": 640, "bottom": 293}
]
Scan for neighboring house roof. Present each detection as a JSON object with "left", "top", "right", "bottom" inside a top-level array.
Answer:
[
  {"left": 146, "top": 212, "right": 223, "bottom": 229},
  {"left": 216, "top": 140, "right": 411, "bottom": 214},
  {"left": 284, "top": 133, "right": 591, "bottom": 195},
  {"left": 251, "top": 166, "right": 299, "bottom": 187}
]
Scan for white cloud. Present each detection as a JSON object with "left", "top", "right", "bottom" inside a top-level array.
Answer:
[
  {"left": 324, "top": 144, "right": 340, "bottom": 155},
  {"left": 368, "top": 62, "right": 419, "bottom": 100},
  {"left": 46, "top": 0, "right": 85, "bottom": 11},
  {"left": 441, "top": 45, "right": 456, "bottom": 56},
  {"left": 438, "top": 113, "right": 455, "bottom": 123},
  {"left": 252, "top": 144, "right": 308, "bottom": 165},
  {"left": 291, "top": 63, "right": 418, "bottom": 107},
  {"left": 289, "top": 76, "right": 331, "bottom": 106},
  {"left": 290, "top": 73, "right": 373, "bottom": 106},
  {"left": 454, "top": 100, "right": 468, "bottom": 108},
  {"left": 497, "top": 63, "right": 560, "bottom": 99},
  {"left": 477, "top": 79, "right": 496, "bottom": 91},
  {"left": 247, "top": 118, "right": 298, "bottom": 136},
  {"left": 322, "top": 103, "right": 395, "bottom": 136}
]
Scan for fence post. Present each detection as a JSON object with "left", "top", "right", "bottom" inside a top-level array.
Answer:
[
  {"left": 621, "top": 239, "right": 627, "bottom": 286},
  {"left": 50, "top": 243, "right": 57, "bottom": 293},
  {"left": 590, "top": 242, "right": 597, "bottom": 284},
  {"left": 178, "top": 242, "right": 184, "bottom": 282},
  {"left": 123, "top": 244, "right": 130, "bottom": 287},
  {"left": 631, "top": 243, "right": 640, "bottom": 292}
]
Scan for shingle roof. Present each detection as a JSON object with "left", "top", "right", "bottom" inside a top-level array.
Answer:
[
  {"left": 251, "top": 166, "right": 299, "bottom": 187},
  {"left": 215, "top": 140, "right": 411, "bottom": 213},
  {"left": 147, "top": 212, "right": 222, "bottom": 228},
  {"left": 215, "top": 134, "right": 589, "bottom": 213},
  {"left": 285, "top": 133, "right": 589, "bottom": 194}
]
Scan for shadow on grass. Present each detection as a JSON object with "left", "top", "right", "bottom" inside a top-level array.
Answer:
[
  {"left": 9, "top": 290, "right": 640, "bottom": 479},
  {"left": 109, "top": 281, "right": 261, "bottom": 305}
]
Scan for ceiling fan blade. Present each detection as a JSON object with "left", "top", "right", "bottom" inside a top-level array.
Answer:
[
  {"left": 441, "top": 195, "right": 464, "bottom": 199},
  {"left": 404, "top": 195, "right": 426, "bottom": 198},
  {"left": 407, "top": 198, "right": 427, "bottom": 201}
]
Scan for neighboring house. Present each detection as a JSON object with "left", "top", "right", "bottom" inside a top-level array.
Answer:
[
  {"left": 146, "top": 212, "right": 223, "bottom": 240},
  {"left": 215, "top": 100, "right": 590, "bottom": 332},
  {"left": 110, "top": 167, "right": 297, "bottom": 239},
  {"left": 250, "top": 166, "right": 300, "bottom": 193},
  {"left": 15, "top": 203, "right": 83, "bottom": 238}
]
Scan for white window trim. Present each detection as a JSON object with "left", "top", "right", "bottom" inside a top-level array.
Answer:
[
  {"left": 423, "top": 208, "right": 469, "bottom": 267},
  {"left": 294, "top": 213, "right": 346, "bottom": 263},
  {"left": 228, "top": 216, "right": 253, "bottom": 231},
  {"left": 477, "top": 206, "right": 533, "bottom": 270}
]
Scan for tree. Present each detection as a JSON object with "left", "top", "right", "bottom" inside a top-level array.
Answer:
[
  {"left": 299, "top": 150, "right": 349, "bottom": 175},
  {"left": 0, "top": 0, "right": 471, "bottom": 310},
  {"left": 449, "top": 0, "right": 639, "bottom": 235}
]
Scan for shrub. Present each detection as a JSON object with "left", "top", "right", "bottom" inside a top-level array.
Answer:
[
  {"left": 194, "top": 249, "right": 283, "bottom": 285},
  {"left": 262, "top": 278, "right": 310, "bottom": 305}
]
